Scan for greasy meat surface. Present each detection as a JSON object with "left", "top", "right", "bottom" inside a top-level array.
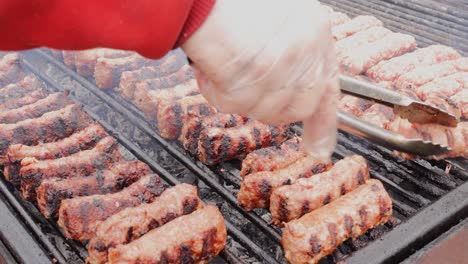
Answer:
[
  {"left": 335, "top": 26, "right": 392, "bottom": 60},
  {"left": 0, "top": 53, "right": 25, "bottom": 86},
  {"left": 0, "top": 75, "right": 46, "bottom": 103},
  {"left": 338, "top": 95, "right": 373, "bottom": 117},
  {"left": 157, "top": 94, "right": 217, "bottom": 139},
  {"left": 0, "top": 89, "right": 48, "bottom": 112},
  {"left": 270, "top": 155, "right": 369, "bottom": 225},
  {"left": 87, "top": 184, "right": 202, "bottom": 264},
  {"left": 340, "top": 33, "right": 416, "bottom": 74},
  {"left": 450, "top": 90, "right": 468, "bottom": 119},
  {"left": 134, "top": 79, "right": 199, "bottom": 121},
  {"left": 94, "top": 54, "right": 150, "bottom": 89},
  {"left": 240, "top": 137, "right": 306, "bottom": 177},
  {"left": 394, "top": 57, "right": 468, "bottom": 91},
  {"left": 36, "top": 160, "right": 151, "bottom": 219},
  {"left": 58, "top": 174, "right": 164, "bottom": 241},
  {"left": 181, "top": 113, "right": 249, "bottom": 155},
  {"left": 74, "top": 49, "right": 133, "bottom": 76},
  {"left": 281, "top": 179, "right": 392, "bottom": 264},
  {"left": 118, "top": 53, "right": 186, "bottom": 99},
  {"left": 107, "top": 206, "right": 226, "bottom": 264},
  {"left": 332, "top": 16, "right": 383, "bottom": 41},
  {"left": 366, "top": 45, "right": 460, "bottom": 83},
  {"left": 19, "top": 136, "right": 121, "bottom": 200},
  {"left": 0, "top": 104, "right": 91, "bottom": 155},
  {"left": 238, "top": 156, "right": 332, "bottom": 210},
  {"left": 3, "top": 124, "right": 107, "bottom": 186},
  {"left": 198, "top": 120, "right": 290, "bottom": 165},
  {"left": 0, "top": 92, "right": 73, "bottom": 124}
]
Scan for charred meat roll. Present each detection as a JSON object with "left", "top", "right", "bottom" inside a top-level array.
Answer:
[
  {"left": 198, "top": 120, "right": 290, "bottom": 165},
  {"left": 62, "top": 51, "right": 77, "bottom": 70},
  {"left": 58, "top": 174, "right": 164, "bottom": 241},
  {"left": 74, "top": 49, "right": 133, "bottom": 76},
  {"left": 340, "top": 33, "right": 416, "bottom": 75},
  {"left": 3, "top": 123, "right": 107, "bottom": 186},
  {"left": 180, "top": 113, "right": 249, "bottom": 155},
  {"left": 36, "top": 160, "right": 151, "bottom": 219},
  {"left": 394, "top": 57, "right": 468, "bottom": 91},
  {"left": 335, "top": 26, "right": 392, "bottom": 60},
  {"left": 332, "top": 16, "right": 383, "bottom": 41},
  {"left": 338, "top": 95, "right": 373, "bottom": 117},
  {"left": 107, "top": 205, "right": 227, "bottom": 264},
  {"left": 270, "top": 155, "right": 369, "bottom": 225},
  {"left": 281, "top": 179, "right": 392, "bottom": 264},
  {"left": 87, "top": 184, "right": 202, "bottom": 264},
  {"left": 0, "top": 89, "right": 48, "bottom": 112},
  {"left": 118, "top": 54, "right": 186, "bottom": 99},
  {"left": 0, "top": 75, "right": 46, "bottom": 103},
  {"left": 134, "top": 79, "right": 199, "bottom": 121},
  {"left": 19, "top": 136, "right": 121, "bottom": 200},
  {"left": 240, "top": 137, "right": 306, "bottom": 177},
  {"left": 0, "top": 104, "right": 91, "bottom": 155},
  {"left": 0, "top": 92, "right": 73, "bottom": 124},
  {"left": 157, "top": 94, "right": 217, "bottom": 139},
  {"left": 238, "top": 156, "right": 332, "bottom": 210},
  {"left": 366, "top": 45, "right": 460, "bottom": 83}
]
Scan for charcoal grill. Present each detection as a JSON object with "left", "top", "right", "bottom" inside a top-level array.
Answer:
[{"left": 0, "top": 1, "right": 467, "bottom": 263}]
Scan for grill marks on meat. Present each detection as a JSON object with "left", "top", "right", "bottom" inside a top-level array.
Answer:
[
  {"left": 238, "top": 156, "right": 332, "bottom": 210},
  {"left": 94, "top": 54, "right": 152, "bottom": 89},
  {"left": 157, "top": 94, "right": 217, "bottom": 139},
  {"left": 87, "top": 184, "right": 202, "bottom": 264},
  {"left": 332, "top": 16, "right": 383, "bottom": 41},
  {"left": 36, "top": 160, "right": 151, "bottom": 219},
  {"left": 0, "top": 104, "right": 91, "bottom": 155},
  {"left": 340, "top": 33, "right": 416, "bottom": 75},
  {"left": 281, "top": 179, "right": 392, "bottom": 264},
  {"left": 3, "top": 124, "right": 107, "bottom": 186},
  {"left": 19, "top": 136, "right": 121, "bottom": 200},
  {"left": 118, "top": 54, "right": 186, "bottom": 99},
  {"left": 0, "top": 75, "right": 46, "bottom": 103},
  {"left": 270, "top": 155, "right": 369, "bottom": 225},
  {"left": 181, "top": 113, "right": 249, "bottom": 155},
  {"left": 74, "top": 49, "right": 133, "bottom": 76},
  {"left": 240, "top": 137, "right": 306, "bottom": 177},
  {"left": 107, "top": 205, "right": 226, "bottom": 264},
  {"left": 335, "top": 26, "right": 392, "bottom": 60},
  {"left": 198, "top": 120, "right": 290, "bottom": 165},
  {"left": 0, "top": 93, "right": 73, "bottom": 124},
  {"left": 366, "top": 45, "right": 461, "bottom": 83},
  {"left": 395, "top": 57, "right": 468, "bottom": 91},
  {"left": 0, "top": 53, "right": 25, "bottom": 86},
  {"left": 134, "top": 79, "right": 199, "bottom": 121},
  {"left": 58, "top": 174, "right": 164, "bottom": 241}
]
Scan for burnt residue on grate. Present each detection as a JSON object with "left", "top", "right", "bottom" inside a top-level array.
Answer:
[{"left": 21, "top": 49, "right": 468, "bottom": 264}]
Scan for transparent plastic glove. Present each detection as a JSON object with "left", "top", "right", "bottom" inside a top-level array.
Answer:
[{"left": 182, "top": 0, "right": 339, "bottom": 161}]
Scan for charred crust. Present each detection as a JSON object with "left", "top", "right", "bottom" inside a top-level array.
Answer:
[
  {"left": 344, "top": 215, "right": 354, "bottom": 234},
  {"left": 357, "top": 170, "right": 366, "bottom": 185},
  {"left": 278, "top": 197, "right": 288, "bottom": 222},
  {"left": 284, "top": 140, "right": 300, "bottom": 150},
  {"left": 173, "top": 103, "right": 183, "bottom": 138},
  {"left": 200, "top": 133, "right": 214, "bottom": 164},
  {"left": 201, "top": 228, "right": 218, "bottom": 260},
  {"left": 183, "top": 197, "right": 199, "bottom": 215},
  {"left": 327, "top": 223, "right": 338, "bottom": 247},
  {"left": 301, "top": 200, "right": 310, "bottom": 216},
  {"left": 378, "top": 196, "right": 391, "bottom": 218},
  {"left": 218, "top": 135, "right": 231, "bottom": 161},
  {"left": 148, "top": 218, "right": 161, "bottom": 230},
  {"left": 341, "top": 183, "right": 347, "bottom": 195},
  {"left": 308, "top": 235, "right": 322, "bottom": 255},
  {"left": 179, "top": 244, "right": 195, "bottom": 264},
  {"left": 282, "top": 178, "right": 292, "bottom": 185},
  {"left": 79, "top": 203, "right": 89, "bottom": 232},
  {"left": 311, "top": 163, "right": 328, "bottom": 174},
  {"left": 161, "top": 212, "right": 178, "bottom": 224},
  {"left": 323, "top": 194, "right": 331, "bottom": 205},
  {"left": 370, "top": 183, "right": 380, "bottom": 192},
  {"left": 228, "top": 114, "right": 237, "bottom": 127},
  {"left": 53, "top": 117, "right": 67, "bottom": 138},
  {"left": 359, "top": 205, "right": 368, "bottom": 228},
  {"left": 259, "top": 179, "right": 272, "bottom": 200},
  {"left": 0, "top": 138, "right": 11, "bottom": 153},
  {"left": 92, "top": 240, "right": 108, "bottom": 252},
  {"left": 237, "top": 137, "right": 247, "bottom": 156},
  {"left": 270, "top": 126, "right": 281, "bottom": 142},
  {"left": 159, "top": 250, "right": 171, "bottom": 264},
  {"left": 253, "top": 128, "right": 262, "bottom": 149},
  {"left": 125, "top": 226, "right": 134, "bottom": 243}
]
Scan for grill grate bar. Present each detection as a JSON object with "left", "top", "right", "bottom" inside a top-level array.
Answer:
[{"left": 25, "top": 50, "right": 282, "bottom": 264}]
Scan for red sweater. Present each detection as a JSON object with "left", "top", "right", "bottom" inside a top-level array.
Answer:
[{"left": 0, "top": 0, "right": 215, "bottom": 58}]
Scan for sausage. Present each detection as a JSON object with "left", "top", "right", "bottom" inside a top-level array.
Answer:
[
  {"left": 74, "top": 49, "right": 132, "bottom": 76},
  {"left": 87, "top": 184, "right": 202, "bottom": 264},
  {"left": 270, "top": 155, "right": 369, "bottom": 225},
  {"left": 281, "top": 179, "right": 392, "bottom": 264},
  {"left": 332, "top": 16, "right": 383, "bottom": 41},
  {"left": 107, "top": 206, "right": 227, "bottom": 264}
]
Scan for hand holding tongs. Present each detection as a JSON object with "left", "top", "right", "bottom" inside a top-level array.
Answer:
[{"left": 338, "top": 75, "right": 454, "bottom": 156}]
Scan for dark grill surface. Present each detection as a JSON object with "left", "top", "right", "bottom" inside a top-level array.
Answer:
[{"left": 0, "top": 1, "right": 467, "bottom": 263}]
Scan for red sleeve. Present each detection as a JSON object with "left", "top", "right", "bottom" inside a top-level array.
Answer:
[{"left": 0, "top": 0, "right": 215, "bottom": 59}]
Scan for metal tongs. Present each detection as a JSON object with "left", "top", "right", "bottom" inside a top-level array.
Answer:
[{"left": 338, "top": 75, "right": 454, "bottom": 156}]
